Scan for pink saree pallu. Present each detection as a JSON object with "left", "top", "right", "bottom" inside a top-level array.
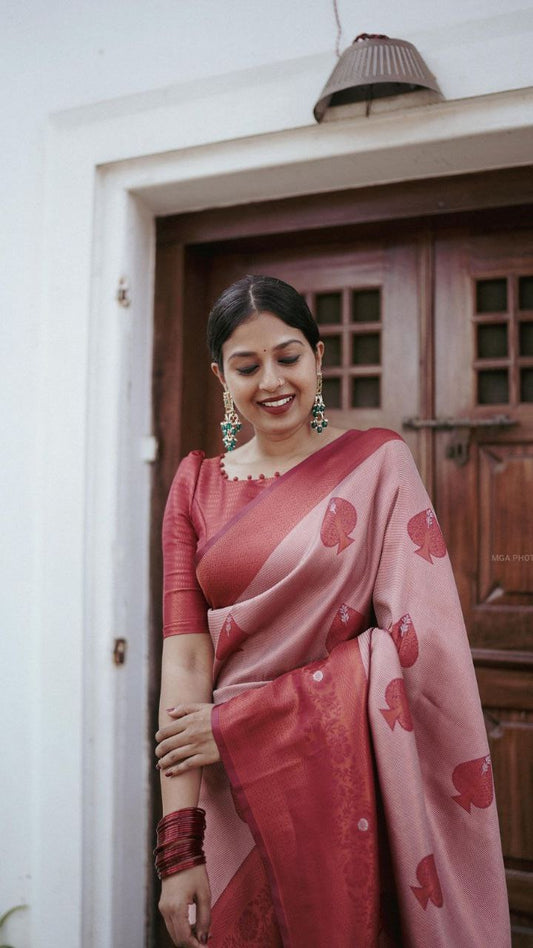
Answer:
[{"left": 194, "top": 430, "right": 510, "bottom": 947}]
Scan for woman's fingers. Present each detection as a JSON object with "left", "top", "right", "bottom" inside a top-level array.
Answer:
[
  {"left": 155, "top": 718, "right": 188, "bottom": 744},
  {"left": 194, "top": 886, "right": 211, "bottom": 945},
  {"left": 159, "top": 867, "right": 211, "bottom": 947},
  {"left": 165, "top": 753, "right": 207, "bottom": 777},
  {"left": 157, "top": 732, "right": 194, "bottom": 760},
  {"left": 158, "top": 743, "right": 196, "bottom": 770},
  {"left": 155, "top": 703, "right": 220, "bottom": 774}
]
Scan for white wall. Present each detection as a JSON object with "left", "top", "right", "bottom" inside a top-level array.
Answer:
[{"left": 1, "top": 1, "right": 532, "bottom": 945}]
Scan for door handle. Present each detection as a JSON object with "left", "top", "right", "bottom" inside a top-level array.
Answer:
[
  {"left": 402, "top": 415, "right": 518, "bottom": 466},
  {"left": 402, "top": 414, "right": 518, "bottom": 430}
]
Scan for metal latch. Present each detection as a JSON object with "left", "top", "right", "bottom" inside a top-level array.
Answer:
[
  {"left": 116, "top": 277, "right": 131, "bottom": 308},
  {"left": 402, "top": 415, "right": 518, "bottom": 466},
  {"left": 113, "top": 638, "right": 127, "bottom": 665}
]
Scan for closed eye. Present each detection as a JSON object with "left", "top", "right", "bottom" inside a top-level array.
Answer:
[
  {"left": 236, "top": 354, "right": 300, "bottom": 375},
  {"left": 236, "top": 364, "right": 259, "bottom": 375}
]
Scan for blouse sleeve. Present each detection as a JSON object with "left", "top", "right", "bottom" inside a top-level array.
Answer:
[{"left": 162, "top": 450, "right": 209, "bottom": 636}]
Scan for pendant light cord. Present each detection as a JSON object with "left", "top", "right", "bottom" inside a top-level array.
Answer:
[{"left": 332, "top": 0, "right": 342, "bottom": 57}]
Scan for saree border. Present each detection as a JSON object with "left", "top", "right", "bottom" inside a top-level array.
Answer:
[{"left": 211, "top": 703, "right": 292, "bottom": 946}]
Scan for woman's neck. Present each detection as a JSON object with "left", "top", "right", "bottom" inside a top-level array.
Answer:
[{"left": 223, "top": 424, "right": 346, "bottom": 477}]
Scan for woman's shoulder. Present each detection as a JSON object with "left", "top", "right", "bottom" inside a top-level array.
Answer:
[
  {"left": 167, "top": 449, "right": 206, "bottom": 497},
  {"left": 171, "top": 448, "right": 226, "bottom": 491},
  {"left": 343, "top": 427, "right": 417, "bottom": 478},
  {"left": 342, "top": 426, "right": 407, "bottom": 456}
]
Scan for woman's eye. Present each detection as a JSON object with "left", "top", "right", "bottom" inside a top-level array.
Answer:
[
  {"left": 236, "top": 365, "right": 258, "bottom": 375},
  {"left": 279, "top": 355, "right": 300, "bottom": 365}
]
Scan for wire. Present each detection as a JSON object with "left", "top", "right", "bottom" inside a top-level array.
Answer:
[{"left": 332, "top": 0, "right": 342, "bottom": 57}]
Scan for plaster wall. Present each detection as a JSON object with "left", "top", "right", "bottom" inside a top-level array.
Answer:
[{"left": 1, "top": 1, "right": 532, "bottom": 945}]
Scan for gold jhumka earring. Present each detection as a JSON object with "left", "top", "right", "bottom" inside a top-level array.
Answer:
[
  {"left": 311, "top": 372, "right": 329, "bottom": 434},
  {"left": 221, "top": 388, "right": 242, "bottom": 451}
]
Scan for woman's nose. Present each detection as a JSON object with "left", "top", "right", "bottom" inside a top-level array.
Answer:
[{"left": 258, "top": 364, "right": 283, "bottom": 391}]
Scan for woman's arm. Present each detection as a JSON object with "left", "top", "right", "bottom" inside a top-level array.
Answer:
[{"left": 157, "top": 632, "right": 214, "bottom": 948}]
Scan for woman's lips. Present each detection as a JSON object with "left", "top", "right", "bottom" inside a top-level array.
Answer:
[{"left": 257, "top": 394, "right": 295, "bottom": 415}]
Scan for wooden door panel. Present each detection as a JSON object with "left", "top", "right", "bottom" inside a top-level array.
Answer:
[
  {"left": 434, "top": 226, "right": 533, "bottom": 939},
  {"left": 479, "top": 442, "right": 533, "bottom": 610}
]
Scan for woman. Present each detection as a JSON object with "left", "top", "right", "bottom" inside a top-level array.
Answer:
[{"left": 154, "top": 275, "right": 510, "bottom": 947}]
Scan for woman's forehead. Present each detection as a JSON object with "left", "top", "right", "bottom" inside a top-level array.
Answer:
[{"left": 223, "top": 312, "right": 306, "bottom": 353}]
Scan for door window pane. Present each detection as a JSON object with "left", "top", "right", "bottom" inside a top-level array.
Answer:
[
  {"left": 518, "top": 276, "right": 533, "bottom": 310},
  {"left": 520, "top": 368, "right": 533, "bottom": 403},
  {"left": 352, "top": 376, "right": 380, "bottom": 408},
  {"left": 477, "top": 369, "right": 509, "bottom": 404},
  {"left": 352, "top": 289, "right": 381, "bottom": 322},
  {"left": 476, "top": 279, "right": 507, "bottom": 313},
  {"left": 477, "top": 323, "right": 508, "bottom": 358},
  {"left": 352, "top": 333, "right": 380, "bottom": 365},
  {"left": 322, "top": 335, "right": 342, "bottom": 367},
  {"left": 316, "top": 292, "right": 342, "bottom": 324},
  {"left": 322, "top": 377, "right": 341, "bottom": 408},
  {"left": 519, "top": 322, "right": 533, "bottom": 356}
]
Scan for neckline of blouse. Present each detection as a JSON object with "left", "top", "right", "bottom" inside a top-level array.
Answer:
[{"left": 218, "top": 455, "right": 281, "bottom": 482}]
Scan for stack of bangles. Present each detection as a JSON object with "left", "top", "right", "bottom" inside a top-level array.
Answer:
[{"left": 154, "top": 807, "right": 207, "bottom": 880}]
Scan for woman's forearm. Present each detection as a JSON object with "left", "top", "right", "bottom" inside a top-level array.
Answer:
[{"left": 158, "top": 635, "right": 214, "bottom": 815}]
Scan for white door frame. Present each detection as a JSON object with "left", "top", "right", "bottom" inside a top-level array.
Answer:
[{"left": 35, "top": 66, "right": 533, "bottom": 947}]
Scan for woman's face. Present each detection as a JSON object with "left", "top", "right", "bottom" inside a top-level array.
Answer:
[{"left": 213, "top": 311, "right": 323, "bottom": 441}]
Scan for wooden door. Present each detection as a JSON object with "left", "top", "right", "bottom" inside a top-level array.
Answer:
[
  {"left": 150, "top": 201, "right": 533, "bottom": 946},
  {"left": 434, "top": 226, "right": 533, "bottom": 943}
]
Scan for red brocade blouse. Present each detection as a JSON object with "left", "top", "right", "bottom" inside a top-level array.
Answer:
[{"left": 162, "top": 451, "right": 277, "bottom": 637}]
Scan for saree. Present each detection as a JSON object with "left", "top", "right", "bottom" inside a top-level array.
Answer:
[{"left": 177, "top": 429, "right": 509, "bottom": 946}]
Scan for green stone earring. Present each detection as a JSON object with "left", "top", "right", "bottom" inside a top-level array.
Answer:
[
  {"left": 221, "top": 388, "right": 242, "bottom": 451},
  {"left": 311, "top": 372, "right": 329, "bottom": 434}
]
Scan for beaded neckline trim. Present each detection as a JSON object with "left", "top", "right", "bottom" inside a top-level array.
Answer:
[{"left": 218, "top": 455, "right": 280, "bottom": 482}]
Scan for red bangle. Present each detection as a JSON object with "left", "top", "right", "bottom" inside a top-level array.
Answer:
[{"left": 154, "top": 808, "right": 206, "bottom": 880}]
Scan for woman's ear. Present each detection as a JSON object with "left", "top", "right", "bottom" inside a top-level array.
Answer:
[
  {"left": 315, "top": 341, "right": 324, "bottom": 372},
  {"left": 211, "top": 362, "right": 226, "bottom": 387}
]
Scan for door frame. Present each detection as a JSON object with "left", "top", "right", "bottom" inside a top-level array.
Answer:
[{"left": 37, "top": 77, "right": 533, "bottom": 948}]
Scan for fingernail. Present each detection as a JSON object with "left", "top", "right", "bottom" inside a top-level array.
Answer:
[
  {"left": 165, "top": 707, "right": 176, "bottom": 713},
  {"left": 155, "top": 763, "right": 160, "bottom": 770},
  {"left": 200, "top": 935, "right": 208, "bottom": 945},
  {"left": 164, "top": 770, "right": 174, "bottom": 778}
]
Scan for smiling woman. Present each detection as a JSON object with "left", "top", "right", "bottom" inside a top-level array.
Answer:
[
  {"left": 154, "top": 274, "right": 510, "bottom": 948},
  {"left": 212, "top": 314, "right": 326, "bottom": 467},
  {"left": 205, "top": 276, "right": 335, "bottom": 477}
]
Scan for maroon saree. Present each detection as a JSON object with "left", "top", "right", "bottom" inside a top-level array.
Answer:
[{"left": 176, "top": 430, "right": 509, "bottom": 946}]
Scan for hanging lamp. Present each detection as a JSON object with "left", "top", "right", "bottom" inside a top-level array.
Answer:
[{"left": 314, "top": 33, "right": 441, "bottom": 122}]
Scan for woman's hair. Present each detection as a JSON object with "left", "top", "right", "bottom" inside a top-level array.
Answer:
[{"left": 207, "top": 274, "right": 321, "bottom": 370}]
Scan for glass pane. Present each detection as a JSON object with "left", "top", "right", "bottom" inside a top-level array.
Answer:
[
  {"left": 476, "top": 279, "right": 507, "bottom": 313},
  {"left": 519, "top": 321, "right": 533, "bottom": 356},
  {"left": 352, "top": 376, "right": 380, "bottom": 408},
  {"left": 352, "top": 332, "right": 380, "bottom": 365},
  {"left": 322, "top": 334, "right": 342, "bottom": 367},
  {"left": 322, "top": 376, "right": 341, "bottom": 409},
  {"left": 352, "top": 289, "right": 381, "bottom": 323},
  {"left": 519, "top": 276, "right": 533, "bottom": 310},
  {"left": 477, "top": 369, "right": 509, "bottom": 404},
  {"left": 477, "top": 323, "right": 508, "bottom": 358},
  {"left": 520, "top": 368, "right": 533, "bottom": 403},
  {"left": 315, "top": 292, "right": 342, "bottom": 325}
]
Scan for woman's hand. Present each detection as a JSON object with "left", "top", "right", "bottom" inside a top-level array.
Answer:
[
  {"left": 156, "top": 703, "right": 220, "bottom": 776},
  {"left": 159, "top": 864, "right": 211, "bottom": 946}
]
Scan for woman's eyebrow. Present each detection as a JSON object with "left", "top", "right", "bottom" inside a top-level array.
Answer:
[{"left": 228, "top": 339, "right": 304, "bottom": 361}]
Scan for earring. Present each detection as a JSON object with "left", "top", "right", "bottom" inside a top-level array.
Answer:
[
  {"left": 221, "top": 388, "right": 242, "bottom": 451},
  {"left": 311, "top": 372, "right": 329, "bottom": 434}
]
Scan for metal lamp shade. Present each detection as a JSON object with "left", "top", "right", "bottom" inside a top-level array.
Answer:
[{"left": 314, "top": 34, "right": 440, "bottom": 122}]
